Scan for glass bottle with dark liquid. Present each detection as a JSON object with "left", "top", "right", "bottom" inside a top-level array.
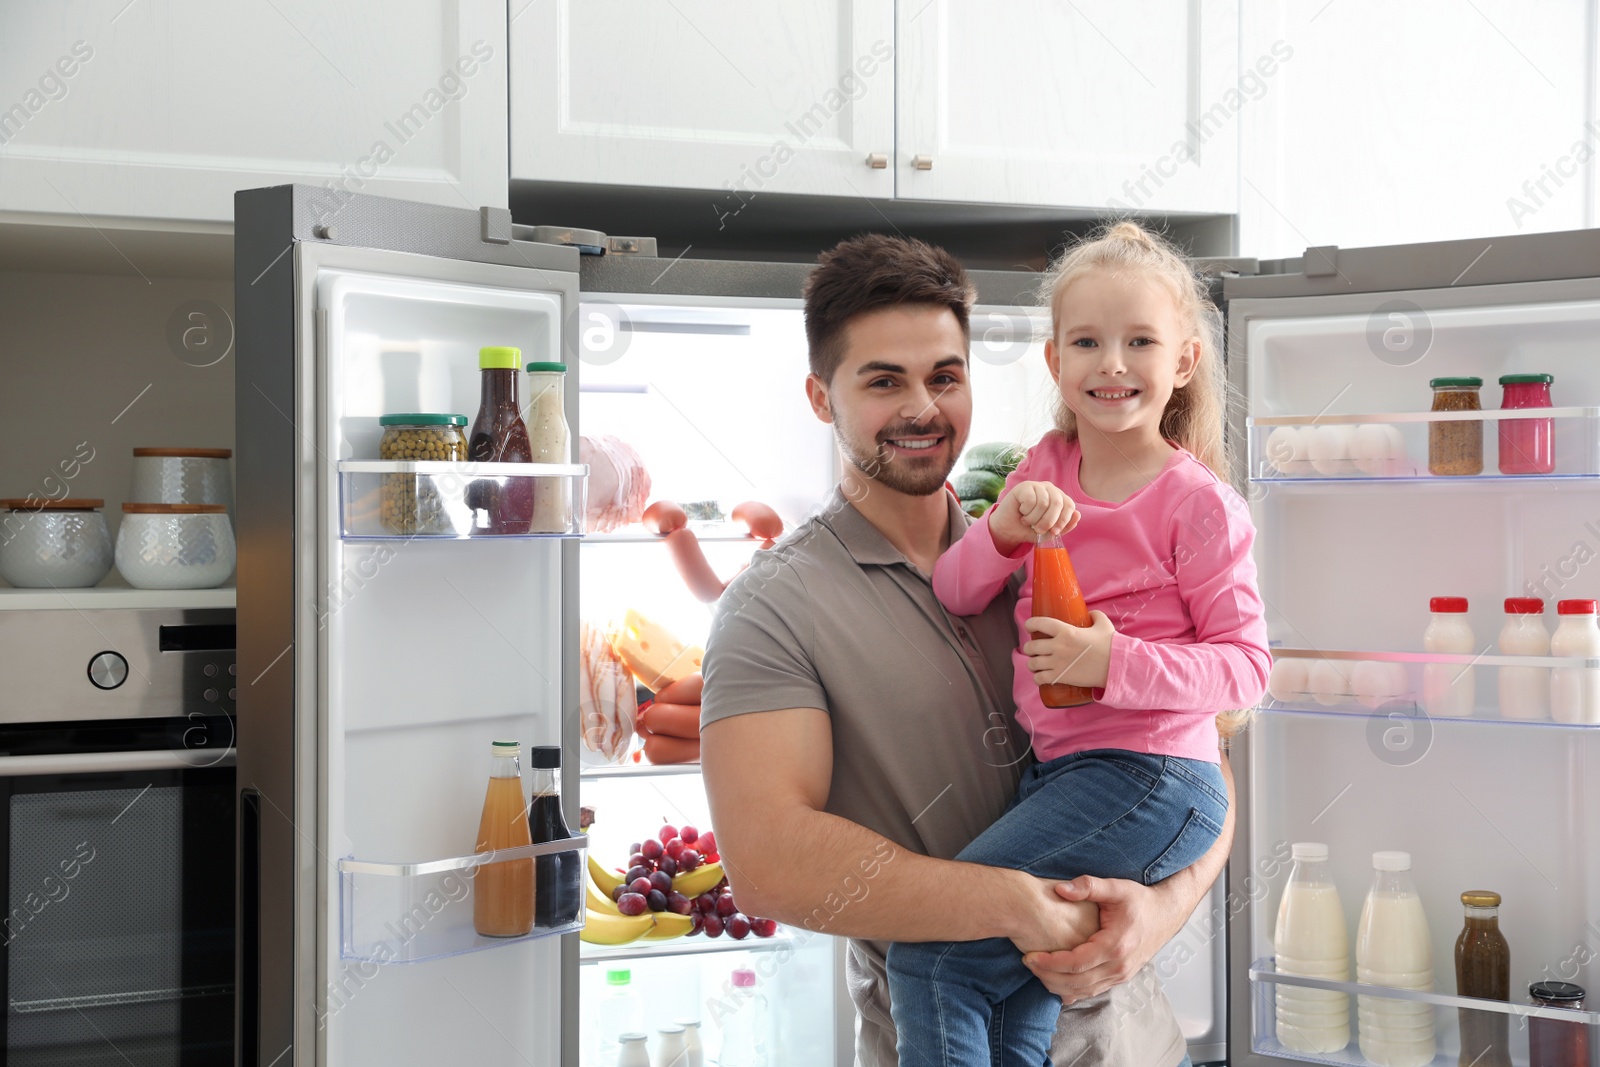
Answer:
[
  {"left": 528, "top": 744, "right": 581, "bottom": 927},
  {"left": 1454, "top": 890, "right": 1511, "bottom": 1067},
  {"left": 467, "top": 345, "right": 534, "bottom": 534}
]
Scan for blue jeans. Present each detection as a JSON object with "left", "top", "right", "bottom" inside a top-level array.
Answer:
[{"left": 886, "top": 750, "right": 1227, "bottom": 1067}]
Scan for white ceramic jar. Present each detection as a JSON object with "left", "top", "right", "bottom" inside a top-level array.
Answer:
[
  {"left": 115, "top": 503, "right": 235, "bottom": 589},
  {"left": 130, "top": 447, "right": 233, "bottom": 510},
  {"left": 0, "top": 499, "right": 114, "bottom": 588}
]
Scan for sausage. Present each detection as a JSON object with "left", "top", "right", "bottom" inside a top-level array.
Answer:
[
  {"left": 664, "top": 527, "right": 727, "bottom": 602},
  {"left": 641, "top": 733, "right": 700, "bottom": 765},
  {"left": 653, "top": 672, "right": 703, "bottom": 706},
  {"left": 731, "top": 501, "right": 783, "bottom": 540},
  {"left": 639, "top": 701, "right": 701, "bottom": 740},
  {"left": 642, "top": 499, "right": 687, "bottom": 535}
]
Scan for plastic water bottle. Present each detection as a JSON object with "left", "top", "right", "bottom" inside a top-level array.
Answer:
[
  {"left": 597, "top": 968, "right": 644, "bottom": 1065},
  {"left": 717, "top": 969, "right": 769, "bottom": 1067}
]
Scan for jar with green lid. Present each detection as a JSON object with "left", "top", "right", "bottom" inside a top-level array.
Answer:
[
  {"left": 1429, "top": 377, "right": 1483, "bottom": 476},
  {"left": 378, "top": 413, "right": 468, "bottom": 534}
]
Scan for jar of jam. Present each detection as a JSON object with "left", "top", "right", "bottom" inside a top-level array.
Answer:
[
  {"left": 1499, "top": 373, "right": 1555, "bottom": 475},
  {"left": 1529, "top": 981, "right": 1589, "bottom": 1067},
  {"left": 378, "top": 413, "right": 468, "bottom": 535},
  {"left": 1429, "top": 377, "right": 1484, "bottom": 476}
]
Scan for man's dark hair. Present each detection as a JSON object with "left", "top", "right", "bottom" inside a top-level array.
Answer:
[{"left": 802, "top": 234, "right": 975, "bottom": 383}]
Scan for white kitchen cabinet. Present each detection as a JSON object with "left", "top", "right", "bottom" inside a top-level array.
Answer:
[
  {"left": 0, "top": 0, "right": 506, "bottom": 224},
  {"left": 895, "top": 0, "right": 1240, "bottom": 214},
  {"left": 510, "top": 0, "right": 896, "bottom": 206}
]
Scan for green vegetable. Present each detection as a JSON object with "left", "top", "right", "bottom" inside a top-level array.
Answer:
[
  {"left": 965, "top": 442, "right": 1025, "bottom": 475},
  {"left": 961, "top": 499, "right": 991, "bottom": 518},
  {"left": 952, "top": 469, "right": 1006, "bottom": 503}
]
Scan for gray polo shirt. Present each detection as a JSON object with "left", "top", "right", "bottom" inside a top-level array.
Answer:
[{"left": 702, "top": 486, "right": 1185, "bottom": 1067}]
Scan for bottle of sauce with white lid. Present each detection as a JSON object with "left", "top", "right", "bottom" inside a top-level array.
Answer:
[
  {"left": 1550, "top": 599, "right": 1600, "bottom": 724},
  {"left": 524, "top": 360, "right": 573, "bottom": 533},
  {"left": 1274, "top": 842, "right": 1351, "bottom": 1053},
  {"left": 1356, "top": 850, "right": 1435, "bottom": 1067},
  {"left": 1498, "top": 597, "right": 1550, "bottom": 720},
  {"left": 1423, "top": 597, "right": 1475, "bottom": 718}
]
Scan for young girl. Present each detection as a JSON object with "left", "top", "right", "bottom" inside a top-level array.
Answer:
[{"left": 886, "top": 221, "right": 1271, "bottom": 1066}]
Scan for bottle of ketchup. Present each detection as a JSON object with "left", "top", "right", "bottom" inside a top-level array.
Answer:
[{"left": 1031, "top": 532, "right": 1095, "bottom": 708}]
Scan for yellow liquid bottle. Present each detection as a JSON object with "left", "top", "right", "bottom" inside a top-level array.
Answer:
[{"left": 474, "top": 740, "right": 534, "bottom": 937}]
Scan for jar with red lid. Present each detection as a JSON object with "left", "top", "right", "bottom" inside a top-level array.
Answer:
[{"left": 1498, "top": 373, "right": 1555, "bottom": 475}]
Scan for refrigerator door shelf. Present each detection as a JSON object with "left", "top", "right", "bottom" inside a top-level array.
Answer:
[
  {"left": 338, "top": 837, "right": 587, "bottom": 964},
  {"left": 1250, "top": 957, "right": 1600, "bottom": 1065},
  {"left": 1248, "top": 407, "right": 1600, "bottom": 482},
  {"left": 337, "top": 460, "right": 588, "bottom": 539}
]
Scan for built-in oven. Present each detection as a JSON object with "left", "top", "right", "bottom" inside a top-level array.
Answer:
[{"left": 0, "top": 607, "right": 236, "bottom": 1066}]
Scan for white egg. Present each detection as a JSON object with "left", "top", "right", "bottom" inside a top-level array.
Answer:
[
  {"left": 1267, "top": 658, "right": 1310, "bottom": 702},
  {"left": 1308, "top": 424, "right": 1355, "bottom": 476},
  {"left": 1309, "top": 659, "right": 1353, "bottom": 706},
  {"left": 1265, "top": 426, "right": 1308, "bottom": 475},
  {"left": 1351, "top": 660, "right": 1394, "bottom": 707},
  {"left": 1352, "top": 424, "right": 1392, "bottom": 476},
  {"left": 1382, "top": 424, "right": 1408, "bottom": 474}
]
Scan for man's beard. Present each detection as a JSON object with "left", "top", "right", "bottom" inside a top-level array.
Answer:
[{"left": 837, "top": 419, "right": 959, "bottom": 497}]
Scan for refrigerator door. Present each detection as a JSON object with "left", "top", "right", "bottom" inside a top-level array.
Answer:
[
  {"left": 235, "top": 187, "right": 583, "bottom": 1067},
  {"left": 1221, "top": 229, "right": 1600, "bottom": 1066}
]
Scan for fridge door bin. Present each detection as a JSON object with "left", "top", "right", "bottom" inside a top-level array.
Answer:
[
  {"left": 1248, "top": 407, "right": 1600, "bottom": 481},
  {"left": 337, "top": 460, "right": 587, "bottom": 539},
  {"left": 1251, "top": 957, "right": 1600, "bottom": 1066},
  {"left": 337, "top": 837, "right": 588, "bottom": 963}
]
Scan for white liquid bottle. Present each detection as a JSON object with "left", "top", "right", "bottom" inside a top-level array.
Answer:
[
  {"left": 1423, "top": 597, "right": 1475, "bottom": 717},
  {"left": 1356, "top": 851, "right": 1435, "bottom": 1067},
  {"left": 1497, "top": 597, "right": 1550, "bottom": 720},
  {"left": 655, "top": 1024, "right": 687, "bottom": 1067},
  {"left": 673, "top": 1019, "right": 705, "bottom": 1067},
  {"left": 617, "top": 1033, "right": 651, "bottom": 1067},
  {"left": 1550, "top": 599, "right": 1600, "bottom": 724},
  {"left": 1273, "top": 842, "right": 1351, "bottom": 1053},
  {"left": 718, "top": 969, "right": 769, "bottom": 1067},
  {"left": 597, "top": 968, "right": 645, "bottom": 1066}
]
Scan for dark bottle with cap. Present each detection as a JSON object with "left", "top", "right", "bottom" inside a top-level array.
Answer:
[
  {"left": 529, "top": 744, "right": 580, "bottom": 927},
  {"left": 1529, "top": 981, "right": 1588, "bottom": 1067},
  {"left": 467, "top": 345, "right": 533, "bottom": 535},
  {"left": 1455, "top": 890, "right": 1511, "bottom": 1067}
]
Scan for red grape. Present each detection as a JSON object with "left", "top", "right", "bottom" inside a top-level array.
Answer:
[
  {"left": 640, "top": 838, "right": 664, "bottom": 861},
  {"left": 727, "top": 914, "right": 751, "bottom": 940},
  {"left": 625, "top": 865, "right": 650, "bottom": 885},
  {"left": 690, "top": 911, "right": 704, "bottom": 934},
  {"left": 697, "top": 831, "right": 716, "bottom": 855},
  {"left": 666, "top": 891, "right": 693, "bottom": 915},
  {"left": 679, "top": 825, "right": 699, "bottom": 844},
  {"left": 695, "top": 893, "right": 718, "bottom": 914},
  {"left": 610, "top": 884, "right": 626, "bottom": 903},
  {"left": 648, "top": 871, "right": 673, "bottom": 894},
  {"left": 646, "top": 889, "right": 668, "bottom": 912},
  {"left": 660, "top": 857, "right": 678, "bottom": 877},
  {"left": 679, "top": 850, "right": 702, "bottom": 871},
  {"left": 750, "top": 917, "right": 778, "bottom": 938},
  {"left": 628, "top": 877, "right": 652, "bottom": 896},
  {"left": 702, "top": 914, "right": 724, "bottom": 938},
  {"left": 627, "top": 841, "right": 641, "bottom": 856},
  {"left": 628, "top": 854, "right": 647, "bottom": 872},
  {"left": 665, "top": 838, "right": 687, "bottom": 860},
  {"left": 715, "top": 894, "right": 737, "bottom": 918},
  {"left": 705, "top": 852, "right": 720, "bottom": 863},
  {"left": 617, "top": 893, "right": 648, "bottom": 916},
  {"left": 658, "top": 825, "right": 679, "bottom": 844}
]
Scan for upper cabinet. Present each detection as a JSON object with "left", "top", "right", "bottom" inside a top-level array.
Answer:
[
  {"left": 0, "top": 0, "right": 508, "bottom": 224},
  {"left": 894, "top": 0, "right": 1240, "bottom": 213},
  {"left": 510, "top": 1, "right": 897, "bottom": 203}
]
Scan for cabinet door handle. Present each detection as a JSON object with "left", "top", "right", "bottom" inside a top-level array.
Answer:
[
  {"left": 865, "top": 152, "right": 889, "bottom": 169},
  {"left": 911, "top": 155, "right": 934, "bottom": 171}
]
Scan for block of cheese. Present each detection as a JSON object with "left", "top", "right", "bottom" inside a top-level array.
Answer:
[{"left": 613, "top": 609, "right": 705, "bottom": 692}]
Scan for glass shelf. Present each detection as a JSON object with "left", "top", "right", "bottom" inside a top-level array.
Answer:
[
  {"left": 1250, "top": 957, "right": 1600, "bottom": 1066},
  {"left": 580, "top": 521, "right": 770, "bottom": 545},
  {"left": 579, "top": 925, "right": 795, "bottom": 964},
  {"left": 580, "top": 760, "right": 703, "bottom": 781},
  {"left": 337, "top": 836, "right": 587, "bottom": 963},
  {"left": 337, "top": 460, "right": 587, "bottom": 539},
  {"left": 1247, "top": 406, "right": 1600, "bottom": 482}
]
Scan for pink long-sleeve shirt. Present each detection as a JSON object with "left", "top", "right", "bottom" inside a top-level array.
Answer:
[{"left": 935, "top": 432, "right": 1270, "bottom": 765}]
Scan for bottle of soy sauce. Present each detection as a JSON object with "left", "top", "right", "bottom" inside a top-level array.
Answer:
[{"left": 528, "top": 745, "right": 581, "bottom": 927}]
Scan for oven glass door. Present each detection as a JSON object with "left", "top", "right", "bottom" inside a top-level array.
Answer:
[{"left": 0, "top": 718, "right": 235, "bottom": 1067}]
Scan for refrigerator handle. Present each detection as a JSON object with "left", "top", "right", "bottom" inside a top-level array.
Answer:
[{"left": 239, "top": 789, "right": 261, "bottom": 1067}]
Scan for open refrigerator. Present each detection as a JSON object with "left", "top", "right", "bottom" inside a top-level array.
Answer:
[
  {"left": 1223, "top": 230, "right": 1600, "bottom": 1066},
  {"left": 231, "top": 185, "right": 1229, "bottom": 1067}
]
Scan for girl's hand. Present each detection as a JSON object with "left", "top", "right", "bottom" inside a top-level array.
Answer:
[
  {"left": 988, "top": 481, "right": 1080, "bottom": 554},
  {"left": 1022, "top": 611, "right": 1115, "bottom": 690}
]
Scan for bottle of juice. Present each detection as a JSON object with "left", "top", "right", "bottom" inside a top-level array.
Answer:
[
  {"left": 528, "top": 744, "right": 580, "bottom": 927},
  {"left": 473, "top": 740, "right": 534, "bottom": 937},
  {"left": 467, "top": 345, "right": 534, "bottom": 535},
  {"left": 1031, "top": 532, "right": 1095, "bottom": 708}
]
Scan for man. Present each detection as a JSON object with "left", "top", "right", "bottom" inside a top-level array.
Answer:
[{"left": 700, "top": 234, "right": 1232, "bottom": 1065}]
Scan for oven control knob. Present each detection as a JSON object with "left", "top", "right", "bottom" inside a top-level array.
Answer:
[{"left": 88, "top": 651, "right": 129, "bottom": 690}]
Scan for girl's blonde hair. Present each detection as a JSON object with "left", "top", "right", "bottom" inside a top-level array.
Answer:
[{"left": 1040, "top": 221, "right": 1253, "bottom": 740}]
